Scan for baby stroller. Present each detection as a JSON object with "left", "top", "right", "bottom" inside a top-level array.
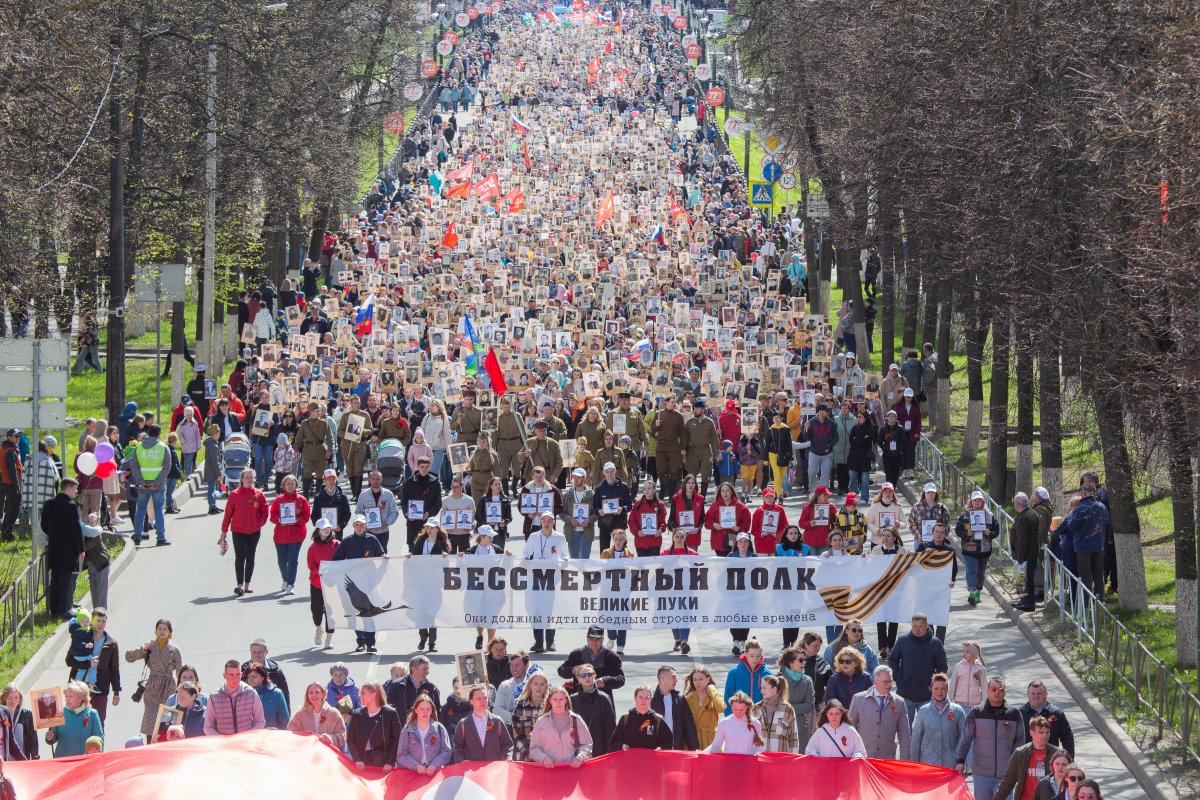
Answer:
[
  {"left": 376, "top": 438, "right": 406, "bottom": 492},
  {"left": 222, "top": 433, "right": 253, "bottom": 487}
]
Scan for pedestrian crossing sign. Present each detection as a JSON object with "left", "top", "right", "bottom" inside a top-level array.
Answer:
[{"left": 750, "top": 181, "right": 774, "bottom": 206}]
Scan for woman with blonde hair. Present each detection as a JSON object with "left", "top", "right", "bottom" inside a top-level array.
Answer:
[
  {"left": 45, "top": 681, "right": 103, "bottom": 757},
  {"left": 422, "top": 399, "right": 453, "bottom": 487},
  {"left": 347, "top": 682, "right": 400, "bottom": 770},
  {"left": 396, "top": 693, "right": 451, "bottom": 774},
  {"left": 510, "top": 668, "right": 550, "bottom": 761},
  {"left": 529, "top": 685, "right": 592, "bottom": 767},
  {"left": 684, "top": 666, "right": 726, "bottom": 749},
  {"left": 825, "top": 647, "right": 872, "bottom": 710},
  {"left": 288, "top": 681, "right": 347, "bottom": 750},
  {"left": 705, "top": 691, "right": 763, "bottom": 754}
]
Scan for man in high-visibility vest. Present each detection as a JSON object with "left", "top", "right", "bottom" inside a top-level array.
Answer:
[{"left": 130, "top": 423, "right": 171, "bottom": 546}]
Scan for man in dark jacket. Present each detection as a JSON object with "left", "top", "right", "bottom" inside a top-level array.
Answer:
[
  {"left": 386, "top": 655, "right": 442, "bottom": 720},
  {"left": 400, "top": 457, "right": 443, "bottom": 552},
  {"left": 610, "top": 685, "right": 674, "bottom": 751},
  {"left": 557, "top": 626, "right": 626, "bottom": 699},
  {"left": 569, "top": 667, "right": 617, "bottom": 756},
  {"left": 1011, "top": 493, "right": 1042, "bottom": 611},
  {"left": 889, "top": 613, "right": 948, "bottom": 721},
  {"left": 955, "top": 678, "right": 1025, "bottom": 800},
  {"left": 1056, "top": 483, "right": 1109, "bottom": 598},
  {"left": 311, "top": 469, "right": 352, "bottom": 538},
  {"left": 44, "top": 478, "right": 86, "bottom": 619},
  {"left": 1018, "top": 680, "right": 1075, "bottom": 757},
  {"left": 650, "top": 666, "right": 699, "bottom": 750},
  {"left": 993, "top": 716, "right": 1065, "bottom": 800}
]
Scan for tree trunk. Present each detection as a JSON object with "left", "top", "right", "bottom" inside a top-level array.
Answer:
[
  {"left": 935, "top": 287, "right": 953, "bottom": 437},
  {"left": 1168, "top": 422, "right": 1197, "bottom": 665},
  {"left": 920, "top": 275, "right": 938, "bottom": 351},
  {"left": 901, "top": 258, "right": 920, "bottom": 354},
  {"left": 843, "top": 246, "right": 871, "bottom": 371},
  {"left": 804, "top": 220, "right": 818, "bottom": 306},
  {"left": 1038, "top": 340, "right": 1064, "bottom": 508},
  {"left": 878, "top": 199, "right": 896, "bottom": 372},
  {"left": 961, "top": 305, "right": 988, "bottom": 462},
  {"left": 1093, "top": 388, "right": 1148, "bottom": 611},
  {"left": 308, "top": 204, "right": 332, "bottom": 274},
  {"left": 985, "top": 318, "right": 1010, "bottom": 497},
  {"left": 1015, "top": 331, "right": 1034, "bottom": 495},
  {"left": 818, "top": 232, "right": 833, "bottom": 317}
]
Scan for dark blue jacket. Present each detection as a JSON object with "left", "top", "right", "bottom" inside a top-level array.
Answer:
[
  {"left": 1059, "top": 496, "right": 1108, "bottom": 554},
  {"left": 332, "top": 531, "right": 384, "bottom": 560}
]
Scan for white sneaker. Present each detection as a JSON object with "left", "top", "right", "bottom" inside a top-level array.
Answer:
[
  {"left": 314, "top": 626, "right": 323, "bottom": 646},
  {"left": 606, "top": 639, "right": 616, "bottom": 650},
  {"left": 616, "top": 647, "right": 624, "bottom": 656},
  {"left": 323, "top": 632, "right": 333, "bottom": 650},
  {"left": 281, "top": 581, "right": 288, "bottom": 593},
  {"left": 286, "top": 584, "right": 295, "bottom": 596}
]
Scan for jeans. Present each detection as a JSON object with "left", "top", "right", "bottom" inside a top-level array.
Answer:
[
  {"left": 252, "top": 443, "right": 275, "bottom": 487},
  {"left": 207, "top": 479, "right": 220, "bottom": 511},
  {"left": 73, "top": 345, "right": 103, "bottom": 374},
  {"left": 532, "top": 628, "right": 556, "bottom": 648},
  {"left": 973, "top": 774, "right": 1007, "bottom": 800},
  {"left": 904, "top": 698, "right": 920, "bottom": 728},
  {"left": 430, "top": 450, "right": 448, "bottom": 488},
  {"left": 848, "top": 469, "right": 871, "bottom": 500},
  {"left": 1, "top": 483, "right": 21, "bottom": 538},
  {"left": 134, "top": 488, "right": 167, "bottom": 543},
  {"left": 569, "top": 529, "right": 592, "bottom": 559},
  {"left": 964, "top": 553, "right": 990, "bottom": 590},
  {"left": 606, "top": 629, "right": 627, "bottom": 647},
  {"left": 165, "top": 478, "right": 177, "bottom": 509},
  {"left": 355, "top": 629, "right": 377, "bottom": 647},
  {"left": 276, "top": 541, "right": 302, "bottom": 586},
  {"left": 182, "top": 452, "right": 197, "bottom": 476},
  {"left": 672, "top": 627, "right": 691, "bottom": 642},
  {"left": 808, "top": 452, "right": 833, "bottom": 491}
]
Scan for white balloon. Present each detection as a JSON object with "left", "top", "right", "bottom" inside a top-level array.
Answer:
[{"left": 77, "top": 452, "right": 98, "bottom": 476}]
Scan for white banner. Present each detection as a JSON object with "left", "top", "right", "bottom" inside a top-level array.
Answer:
[{"left": 320, "top": 552, "right": 954, "bottom": 631}]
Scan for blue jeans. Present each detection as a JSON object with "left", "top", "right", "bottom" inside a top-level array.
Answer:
[
  {"left": 606, "top": 629, "right": 627, "bottom": 647},
  {"left": 276, "top": 541, "right": 302, "bottom": 586},
  {"left": 252, "top": 443, "right": 275, "bottom": 487},
  {"left": 134, "top": 488, "right": 167, "bottom": 543},
  {"left": 165, "top": 478, "right": 177, "bottom": 508},
  {"left": 973, "top": 774, "right": 1007, "bottom": 800},
  {"left": 964, "top": 554, "right": 990, "bottom": 590},
  {"left": 671, "top": 628, "right": 690, "bottom": 641},
  {"left": 182, "top": 452, "right": 196, "bottom": 476},
  {"left": 206, "top": 479, "right": 220, "bottom": 511},
  {"left": 569, "top": 530, "right": 592, "bottom": 559},
  {"left": 848, "top": 469, "right": 870, "bottom": 500},
  {"left": 904, "top": 698, "right": 920, "bottom": 728},
  {"left": 430, "top": 450, "right": 447, "bottom": 485},
  {"left": 355, "top": 629, "right": 376, "bottom": 647}
]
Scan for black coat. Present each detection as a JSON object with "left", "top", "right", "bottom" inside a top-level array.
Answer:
[
  {"left": 347, "top": 706, "right": 401, "bottom": 767},
  {"left": 610, "top": 708, "right": 673, "bottom": 751},
  {"left": 485, "top": 653, "right": 512, "bottom": 689},
  {"left": 846, "top": 423, "right": 876, "bottom": 473},
  {"left": 385, "top": 676, "right": 442, "bottom": 721},
  {"left": 556, "top": 646, "right": 626, "bottom": 698},
  {"left": 1011, "top": 506, "right": 1041, "bottom": 563},
  {"left": 68, "top": 634, "right": 122, "bottom": 696},
  {"left": 651, "top": 688, "right": 700, "bottom": 750},
  {"left": 570, "top": 688, "right": 616, "bottom": 756},
  {"left": 43, "top": 493, "right": 85, "bottom": 571},
  {"left": 1019, "top": 701, "right": 1075, "bottom": 757}
]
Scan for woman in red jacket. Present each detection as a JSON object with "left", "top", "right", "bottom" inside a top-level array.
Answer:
[
  {"left": 798, "top": 485, "right": 834, "bottom": 555},
  {"left": 628, "top": 479, "right": 669, "bottom": 557},
  {"left": 669, "top": 474, "right": 706, "bottom": 549},
  {"left": 750, "top": 488, "right": 789, "bottom": 555},
  {"left": 270, "top": 474, "right": 312, "bottom": 596},
  {"left": 307, "top": 518, "right": 339, "bottom": 649},
  {"left": 219, "top": 470, "right": 269, "bottom": 596},
  {"left": 705, "top": 482, "right": 751, "bottom": 555}
]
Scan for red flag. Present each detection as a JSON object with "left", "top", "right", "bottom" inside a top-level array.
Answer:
[
  {"left": 595, "top": 190, "right": 615, "bottom": 229},
  {"left": 604, "top": 40, "right": 613, "bottom": 54},
  {"left": 442, "top": 220, "right": 458, "bottom": 249},
  {"left": 444, "top": 180, "right": 472, "bottom": 198},
  {"left": 523, "top": 140, "right": 531, "bottom": 172},
  {"left": 503, "top": 188, "right": 525, "bottom": 213},
  {"left": 473, "top": 172, "right": 501, "bottom": 200},
  {"left": 445, "top": 161, "right": 475, "bottom": 183},
  {"left": 483, "top": 347, "right": 507, "bottom": 396},
  {"left": 669, "top": 196, "right": 690, "bottom": 227},
  {"left": 588, "top": 55, "right": 600, "bottom": 74}
]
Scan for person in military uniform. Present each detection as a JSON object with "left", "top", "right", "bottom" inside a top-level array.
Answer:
[
  {"left": 467, "top": 433, "right": 498, "bottom": 502},
  {"left": 651, "top": 394, "right": 685, "bottom": 499},
  {"left": 337, "top": 395, "right": 371, "bottom": 498},
  {"left": 607, "top": 391, "right": 648, "bottom": 456},
  {"left": 683, "top": 398, "right": 721, "bottom": 498},
  {"left": 493, "top": 397, "right": 525, "bottom": 495},
  {"left": 518, "top": 420, "right": 563, "bottom": 482},
  {"left": 296, "top": 402, "right": 334, "bottom": 496},
  {"left": 575, "top": 403, "right": 609, "bottom": 453},
  {"left": 377, "top": 404, "right": 412, "bottom": 447},
  {"left": 451, "top": 391, "right": 483, "bottom": 445},
  {"left": 538, "top": 403, "right": 568, "bottom": 441},
  {"left": 590, "top": 430, "right": 626, "bottom": 487}
]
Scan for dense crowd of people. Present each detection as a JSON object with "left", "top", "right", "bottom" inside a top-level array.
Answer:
[{"left": 0, "top": 3, "right": 1120, "bottom": 799}]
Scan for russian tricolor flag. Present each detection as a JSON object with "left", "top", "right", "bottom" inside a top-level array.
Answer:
[
  {"left": 511, "top": 113, "right": 530, "bottom": 135},
  {"left": 354, "top": 294, "right": 375, "bottom": 337}
]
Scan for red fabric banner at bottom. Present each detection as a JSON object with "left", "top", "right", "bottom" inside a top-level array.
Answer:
[{"left": 4, "top": 730, "right": 974, "bottom": 799}]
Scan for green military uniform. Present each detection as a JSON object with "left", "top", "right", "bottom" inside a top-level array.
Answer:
[
  {"left": 337, "top": 412, "right": 370, "bottom": 482},
  {"left": 468, "top": 447, "right": 498, "bottom": 502},
  {"left": 377, "top": 416, "right": 411, "bottom": 447},
  {"left": 296, "top": 408, "right": 334, "bottom": 489},
  {"left": 607, "top": 406, "right": 648, "bottom": 451},
  {"left": 683, "top": 414, "right": 721, "bottom": 478},
  {"left": 451, "top": 405, "right": 483, "bottom": 445},
  {"left": 652, "top": 405, "right": 686, "bottom": 493},
  {"left": 590, "top": 446, "right": 627, "bottom": 486},
  {"left": 575, "top": 415, "right": 609, "bottom": 453},
  {"left": 492, "top": 410, "right": 525, "bottom": 486},
  {"left": 518, "top": 436, "right": 563, "bottom": 482},
  {"left": 539, "top": 414, "right": 568, "bottom": 441}
]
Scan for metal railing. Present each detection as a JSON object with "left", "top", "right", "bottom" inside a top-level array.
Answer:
[
  {"left": 1043, "top": 548, "right": 1200, "bottom": 765},
  {"left": 915, "top": 434, "right": 1200, "bottom": 765},
  {"left": 0, "top": 554, "right": 46, "bottom": 652}
]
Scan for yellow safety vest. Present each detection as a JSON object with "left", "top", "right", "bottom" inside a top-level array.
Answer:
[{"left": 135, "top": 441, "right": 168, "bottom": 481}]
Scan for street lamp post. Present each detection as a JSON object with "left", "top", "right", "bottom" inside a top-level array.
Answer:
[{"left": 436, "top": 2, "right": 446, "bottom": 67}]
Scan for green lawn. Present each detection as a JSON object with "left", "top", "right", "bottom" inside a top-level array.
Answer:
[
  {"left": 713, "top": 106, "right": 819, "bottom": 210},
  {"left": 357, "top": 106, "right": 420, "bottom": 200}
]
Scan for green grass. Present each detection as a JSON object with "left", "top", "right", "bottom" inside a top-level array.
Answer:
[
  {"left": 1144, "top": 559, "right": 1176, "bottom": 606},
  {"left": 357, "top": 106, "right": 420, "bottom": 200},
  {"left": 98, "top": 290, "right": 199, "bottom": 349},
  {"left": 0, "top": 537, "right": 125, "bottom": 687},
  {"left": 713, "top": 106, "right": 819, "bottom": 210}
]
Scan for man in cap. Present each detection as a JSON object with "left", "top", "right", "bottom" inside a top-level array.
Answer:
[
  {"left": 311, "top": 468, "right": 352, "bottom": 537},
  {"left": 590, "top": 460, "right": 631, "bottom": 553},
  {"left": 331, "top": 515, "right": 386, "bottom": 652},
  {"left": 651, "top": 394, "right": 686, "bottom": 499},
  {"left": 893, "top": 388, "right": 922, "bottom": 478},
  {"left": 492, "top": 397, "right": 525, "bottom": 495},
  {"left": 187, "top": 363, "right": 212, "bottom": 419},
  {"left": 295, "top": 401, "right": 335, "bottom": 497},
  {"left": 0, "top": 428, "right": 22, "bottom": 542},
  {"left": 558, "top": 625, "right": 626, "bottom": 695},
  {"left": 683, "top": 399, "right": 721, "bottom": 498},
  {"left": 561, "top": 467, "right": 596, "bottom": 558},
  {"left": 880, "top": 363, "right": 909, "bottom": 425},
  {"left": 1011, "top": 492, "right": 1040, "bottom": 611},
  {"left": 336, "top": 394, "right": 371, "bottom": 498},
  {"left": 608, "top": 392, "right": 648, "bottom": 456},
  {"left": 518, "top": 420, "right": 563, "bottom": 483},
  {"left": 522, "top": 511, "right": 568, "bottom": 653},
  {"left": 1030, "top": 487, "right": 1053, "bottom": 600},
  {"left": 450, "top": 391, "right": 483, "bottom": 445}
]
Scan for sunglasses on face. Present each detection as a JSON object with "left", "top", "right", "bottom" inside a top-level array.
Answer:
[
  {"left": 578, "top": 673, "right": 595, "bottom": 679},
  {"left": 838, "top": 659, "right": 854, "bottom": 664},
  {"left": 848, "top": 627, "right": 862, "bottom": 633},
  {"left": 1066, "top": 776, "right": 1082, "bottom": 782}
]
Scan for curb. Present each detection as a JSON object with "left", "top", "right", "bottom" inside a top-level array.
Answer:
[
  {"left": 984, "top": 578, "right": 1176, "bottom": 800},
  {"left": 898, "top": 476, "right": 1175, "bottom": 800},
  {"left": 12, "top": 530, "right": 140, "bottom": 691}
]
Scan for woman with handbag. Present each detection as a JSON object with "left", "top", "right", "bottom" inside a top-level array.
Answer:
[{"left": 124, "top": 618, "right": 183, "bottom": 738}]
